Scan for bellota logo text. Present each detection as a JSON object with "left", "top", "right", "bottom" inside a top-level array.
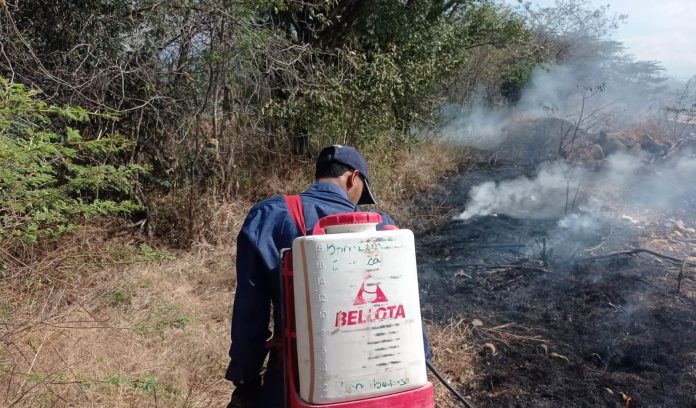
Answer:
[
  {"left": 335, "top": 305, "right": 406, "bottom": 327},
  {"left": 335, "top": 282, "right": 406, "bottom": 327}
]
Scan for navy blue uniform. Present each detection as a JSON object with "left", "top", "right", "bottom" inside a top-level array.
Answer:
[{"left": 226, "top": 182, "right": 432, "bottom": 407}]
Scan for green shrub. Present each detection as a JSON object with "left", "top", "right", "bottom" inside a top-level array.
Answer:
[
  {"left": 0, "top": 77, "right": 145, "bottom": 243},
  {"left": 105, "top": 373, "right": 171, "bottom": 396},
  {"left": 133, "top": 300, "right": 195, "bottom": 336},
  {"left": 102, "top": 287, "right": 134, "bottom": 308},
  {"left": 137, "top": 243, "right": 176, "bottom": 262}
]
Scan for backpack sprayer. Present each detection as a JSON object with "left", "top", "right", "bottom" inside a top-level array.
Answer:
[
  {"left": 278, "top": 207, "right": 475, "bottom": 408},
  {"left": 279, "top": 210, "right": 432, "bottom": 407}
]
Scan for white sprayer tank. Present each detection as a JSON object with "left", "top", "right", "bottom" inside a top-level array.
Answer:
[{"left": 292, "top": 212, "right": 427, "bottom": 404}]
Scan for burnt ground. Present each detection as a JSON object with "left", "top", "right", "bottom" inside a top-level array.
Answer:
[{"left": 417, "top": 163, "right": 696, "bottom": 408}]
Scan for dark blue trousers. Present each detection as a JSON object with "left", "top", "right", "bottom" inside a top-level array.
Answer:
[{"left": 227, "top": 353, "right": 284, "bottom": 408}]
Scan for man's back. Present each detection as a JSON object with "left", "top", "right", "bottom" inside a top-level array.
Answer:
[
  {"left": 224, "top": 146, "right": 427, "bottom": 407},
  {"left": 226, "top": 182, "right": 394, "bottom": 387}
]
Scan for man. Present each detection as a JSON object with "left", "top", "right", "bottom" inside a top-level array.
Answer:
[{"left": 226, "top": 145, "right": 431, "bottom": 407}]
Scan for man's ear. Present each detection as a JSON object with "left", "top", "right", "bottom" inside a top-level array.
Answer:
[{"left": 346, "top": 170, "right": 360, "bottom": 189}]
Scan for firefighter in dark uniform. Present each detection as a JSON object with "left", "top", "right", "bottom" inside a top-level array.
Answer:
[{"left": 225, "top": 145, "right": 431, "bottom": 407}]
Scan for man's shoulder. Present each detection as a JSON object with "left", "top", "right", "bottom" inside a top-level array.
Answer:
[
  {"left": 251, "top": 194, "right": 284, "bottom": 208},
  {"left": 247, "top": 195, "right": 287, "bottom": 217},
  {"left": 239, "top": 195, "right": 291, "bottom": 237}
]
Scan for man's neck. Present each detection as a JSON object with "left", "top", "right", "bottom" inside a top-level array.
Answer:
[{"left": 316, "top": 177, "right": 344, "bottom": 189}]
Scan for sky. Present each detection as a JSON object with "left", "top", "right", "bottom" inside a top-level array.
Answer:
[{"left": 525, "top": 0, "right": 696, "bottom": 79}]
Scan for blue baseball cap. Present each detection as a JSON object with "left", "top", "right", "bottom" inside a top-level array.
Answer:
[{"left": 316, "top": 145, "right": 377, "bottom": 205}]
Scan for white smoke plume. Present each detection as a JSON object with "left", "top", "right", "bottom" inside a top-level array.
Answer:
[
  {"left": 441, "top": 61, "right": 674, "bottom": 151},
  {"left": 442, "top": 32, "right": 696, "bottom": 224},
  {"left": 456, "top": 151, "right": 696, "bottom": 221},
  {"left": 456, "top": 161, "right": 583, "bottom": 220}
]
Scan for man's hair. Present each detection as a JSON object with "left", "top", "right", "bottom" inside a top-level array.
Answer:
[{"left": 315, "top": 161, "right": 354, "bottom": 179}]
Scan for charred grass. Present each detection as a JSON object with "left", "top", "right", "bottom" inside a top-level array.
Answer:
[{"left": 416, "top": 170, "right": 696, "bottom": 407}]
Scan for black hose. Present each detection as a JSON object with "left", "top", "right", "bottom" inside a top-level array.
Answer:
[{"left": 426, "top": 361, "right": 476, "bottom": 408}]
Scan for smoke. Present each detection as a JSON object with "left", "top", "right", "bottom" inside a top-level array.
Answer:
[
  {"left": 456, "top": 151, "right": 696, "bottom": 222},
  {"left": 455, "top": 160, "right": 584, "bottom": 220},
  {"left": 441, "top": 61, "right": 673, "bottom": 151},
  {"left": 440, "top": 101, "right": 513, "bottom": 150},
  {"left": 453, "top": 150, "right": 696, "bottom": 266},
  {"left": 444, "top": 49, "right": 695, "bottom": 222},
  {"left": 443, "top": 33, "right": 696, "bottom": 231}
]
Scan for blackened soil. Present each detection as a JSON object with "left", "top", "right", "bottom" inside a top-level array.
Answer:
[{"left": 417, "top": 165, "right": 696, "bottom": 408}]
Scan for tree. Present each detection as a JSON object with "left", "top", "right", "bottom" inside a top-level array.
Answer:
[
  {"left": 1, "top": 0, "right": 534, "bottom": 242},
  {"left": 0, "top": 77, "right": 144, "bottom": 243}
]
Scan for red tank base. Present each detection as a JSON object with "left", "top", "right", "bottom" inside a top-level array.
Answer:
[{"left": 289, "top": 382, "right": 435, "bottom": 408}]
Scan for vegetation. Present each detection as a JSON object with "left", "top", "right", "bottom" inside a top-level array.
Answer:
[
  {"left": 1, "top": 0, "right": 686, "bottom": 406},
  {"left": 0, "top": 77, "right": 143, "bottom": 243},
  {"left": 1, "top": 1, "right": 531, "bottom": 228}
]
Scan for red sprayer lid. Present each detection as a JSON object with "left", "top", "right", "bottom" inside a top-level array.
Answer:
[
  {"left": 312, "top": 212, "right": 383, "bottom": 235},
  {"left": 319, "top": 212, "right": 382, "bottom": 227}
]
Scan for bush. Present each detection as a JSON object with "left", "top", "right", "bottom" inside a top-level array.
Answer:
[{"left": 0, "top": 76, "right": 145, "bottom": 243}]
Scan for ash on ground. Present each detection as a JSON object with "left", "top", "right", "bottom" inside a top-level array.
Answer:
[{"left": 417, "top": 154, "right": 696, "bottom": 407}]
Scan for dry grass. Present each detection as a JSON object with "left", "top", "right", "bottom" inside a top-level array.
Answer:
[
  {"left": 425, "top": 317, "right": 550, "bottom": 407},
  {"left": 150, "top": 140, "right": 469, "bottom": 246},
  {"left": 0, "top": 141, "right": 471, "bottom": 407},
  {"left": 426, "top": 317, "right": 478, "bottom": 408},
  {"left": 1, "top": 245, "right": 238, "bottom": 407},
  {"left": 366, "top": 140, "right": 473, "bottom": 230}
]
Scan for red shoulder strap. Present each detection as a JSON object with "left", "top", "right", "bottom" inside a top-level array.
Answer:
[{"left": 283, "top": 195, "right": 306, "bottom": 236}]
